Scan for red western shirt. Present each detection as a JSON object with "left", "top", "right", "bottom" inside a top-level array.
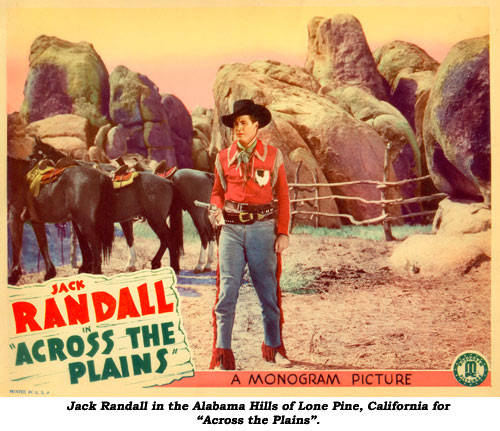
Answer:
[{"left": 211, "top": 139, "right": 290, "bottom": 235}]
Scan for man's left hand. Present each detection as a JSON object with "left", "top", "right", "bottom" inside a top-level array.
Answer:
[{"left": 275, "top": 234, "right": 289, "bottom": 254}]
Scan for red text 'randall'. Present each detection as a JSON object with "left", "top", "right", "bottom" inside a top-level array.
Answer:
[{"left": 11, "top": 279, "right": 174, "bottom": 334}]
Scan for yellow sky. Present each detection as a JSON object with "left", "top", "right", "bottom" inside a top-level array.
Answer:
[{"left": 5, "top": 4, "right": 490, "bottom": 111}]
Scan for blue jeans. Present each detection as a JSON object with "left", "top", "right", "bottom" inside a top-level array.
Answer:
[{"left": 215, "top": 219, "right": 281, "bottom": 349}]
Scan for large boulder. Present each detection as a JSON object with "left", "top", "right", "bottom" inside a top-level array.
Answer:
[
  {"left": 143, "top": 121, "right": 177, "bottom": 165},
  {"left": 305, "top": 15, "right": 389, "bottom": 100},
  {"left": 288, "top": 147, "right": 341, "bottom": 228},
  {"left": 191, "top": 106, "right": 213, "bottom": 172},
  {"left": 93, "top": 123, "right": 113, "bottom": 150},
  {"left": 210, "top": 60, "right": 318, "bottom": 153},
  {"left": 109, "top": 65, "right": 166, "bottom": 126},
  {"left": 389, "top": 231, "right": 490, "bottom": 276},
  {"left": 24, "top": 114, "right": 91, "bottom": 159},
  {"left": 211, "top": 60, "right": 402, "bottom": 223},
  {"left": 161, "top": 94, "right": 193, "bottom": 168},
  {"left": 319, "top": 85, "right": 423, "bottom": 218},
  {"left": 108, "top": 66, "right": 177, "bottom": 164},
  {"left": 26, "top": 113, "right": 91, "bottom": 143},
  {"left": 373, "top": 41, "right": 441, "bottom": 209},
  {"left": 373, "top": 41, "right": 438, "bottom": 133},
  {"left": 373, "top": 41, "right": 439, "bottom": 92},
  {"left": 432, "top": 198, "right": 490, "bottom": 236},
  {"left": 106, "top": 124, "right": 129, "bottom": 159},
  {"left": 423, "top": 36, "right": 490, "bottom": 205},
  {"left": 325, "top": 86, "right": 420, "bottom": 175},
  {"left": 20, "top": 35, "right": 109, "bottom": 131}
]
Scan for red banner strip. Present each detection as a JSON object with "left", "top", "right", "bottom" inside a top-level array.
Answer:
[{"left": 165, "top": 370, "right": 491, "bottom": 388}]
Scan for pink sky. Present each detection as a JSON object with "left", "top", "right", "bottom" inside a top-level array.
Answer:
[{"left": 6, "top": 6, "right": 489, "bottom": 114}]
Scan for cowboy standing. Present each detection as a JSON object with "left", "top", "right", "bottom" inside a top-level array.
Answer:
[{"left": 209, "top": 99, "right": 291, "bottom": 370}]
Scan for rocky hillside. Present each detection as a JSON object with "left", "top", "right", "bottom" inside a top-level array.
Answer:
[{"left": 8, "top": 14, "right": 490, "bottom": 226}]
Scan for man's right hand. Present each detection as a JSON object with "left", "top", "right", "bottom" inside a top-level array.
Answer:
[{"left": 208, "top": 207, "right": 225, "bottom": 227}]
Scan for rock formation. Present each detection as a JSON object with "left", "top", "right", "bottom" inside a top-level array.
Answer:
[
  {"left": 107, "top": 65, "right": 177, "bottom": 166},
  {"left": 389, "top": 230, "right": 490, "bottom": 276},
  {"left": 26, "top": 114, "right": 91, "bottom": 160},
  {"left": 8, "top": 16, "right": 491, "bottom": 234},
  {"left": 20, "top": 35, "right": 109, "bottom": 132},
  {"left": 390, "top": 198, "right": 490, "bottom": 276},
  {"left": 373, "top": 40, "right": 438, "bottom": 144},
  {"left": 305, "top": 14, "right": 389, "bottom": 100},
  {"left": 191, "top": 106, "right": 213, "bottom": 171},
  {"left": 161, "top": 94, "right": 193, "bottom": 168},
  {"left": 211, "top": 60, "right": 401, "bottom": 223},
  {"left": 12, "top": 35, "right": 193, "bottom": 168},
  {"left": 423, "top": 36, "right": 490, "bottom": 205},
  {"left": 432, "top": 198, "right": 490, "bottom": 236},
  {"left": 323, "top": 85, "right": 422, "bottom": 215}
]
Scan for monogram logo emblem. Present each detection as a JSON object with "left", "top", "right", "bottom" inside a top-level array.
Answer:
[{"left": 453, "top": 351, "right": 489, "bottom": 387}]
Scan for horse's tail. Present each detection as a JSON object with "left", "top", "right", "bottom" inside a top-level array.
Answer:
[
  {"left": 97, "top": 175, "right": 115, "bottom": 261},
  {"left": 169, "top": 190, "right": 184, "bottom": 257}
]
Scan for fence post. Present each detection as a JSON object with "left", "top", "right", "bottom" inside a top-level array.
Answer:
[
  {"left": 381, "top": 142, "right": 394, "bottom": 241},
  {"left": 312, "top": 171, "right": 319, "bottom": 228},
  {"left": 291, "top": 161, "right": 302, "bottom": 230}
]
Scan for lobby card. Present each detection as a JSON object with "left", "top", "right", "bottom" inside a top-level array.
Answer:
[{"left": 1, "top": 0, "right": 497, "bottom": 405}]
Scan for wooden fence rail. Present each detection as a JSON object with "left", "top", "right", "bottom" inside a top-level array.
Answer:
[
  {"left": 289, "top": 180, "right": 445, "bottom": 238},
  {"left": 288, "top": 174, "right": 434, "bottom": 188},
  {"left": 289, "top": 144, "right": 446, "bottom": 240}
]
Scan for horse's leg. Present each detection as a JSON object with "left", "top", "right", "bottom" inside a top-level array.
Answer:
[
  {"left": 147, "top": 217, "right": 169, "bottom": 270},
  {"left": 8, "top": 212, "right": 24, "bottom": 285},
  {"left": 85, "top": 230, "right": 103, "bottom": 275},
  {"left": 147, "top": 216, "right": 179, "bottom": 273},
  {"left": 31, "top": 221, "right": 57, "bottom": 281},
  {"left": 73, "top": 223, "right": 103, "bottom": 276},
  {"left": 194, "top": 242, "right": 208, "bottom": 274},
  {"left": 120, "top": 220, "right": 137, "bottom": 272},
  {"left": 72, "top": 222, "right": 93, "bottom": 274},
  {"left": 188, "top": 208, "right": 214, "bottom": 273},
  {"left": 205, "top": 240, "right": 217, "bottom": 272}
]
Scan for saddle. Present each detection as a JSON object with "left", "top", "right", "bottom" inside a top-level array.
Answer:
[
  {"left": 154, "top": 160, "right": 177, "bottom": 179},
  {"left": 27, "top": 159, "right": 75, "bottom": 197},
  {"left": 112, "top": 165, "right": 139, "bottom": 189}
]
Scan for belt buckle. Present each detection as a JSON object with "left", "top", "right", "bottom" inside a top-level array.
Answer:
[{"left": 239, "top": 212, "right": 253, "bottom": 223}]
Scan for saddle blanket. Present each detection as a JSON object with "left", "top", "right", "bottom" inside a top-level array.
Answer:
[
  {"left": 27, "top": 165, "right": 71, "bottom": 197},
  {"left": 113, "top": 171, "right": 139, "bottom": 189}
]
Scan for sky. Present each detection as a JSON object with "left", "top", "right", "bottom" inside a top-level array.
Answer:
[{"left": 5, "top": 2, "right": 490, "bottom": 113}]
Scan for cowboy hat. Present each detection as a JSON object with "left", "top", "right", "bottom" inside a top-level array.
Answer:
[{"left": 221, "top": 99, "right": 272, "bottom": 128}]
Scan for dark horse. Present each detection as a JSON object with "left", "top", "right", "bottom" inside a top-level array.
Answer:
[
  {"left": 168, "top": 168, "right": 216, "bottom": 273},
  {"left": 28, "top": 138, "right": 180, "bottom": 274},
  {"left": 8, "top": 156, "right": 114, "bottom": 285},
  {"left": 124, "top": 158, "right": 216, "bottom": 272}
]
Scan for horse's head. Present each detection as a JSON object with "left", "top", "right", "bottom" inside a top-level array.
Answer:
[{"left": 29, "top": 136, "right": 64, "bottom": 169}]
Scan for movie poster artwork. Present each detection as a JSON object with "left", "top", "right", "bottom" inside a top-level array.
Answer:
[
  {"left": 7, "top": 269, "right": 194, "bottom": 394},
  {"left": 1, "top": 0, "right": 496, "bottom": 400}
]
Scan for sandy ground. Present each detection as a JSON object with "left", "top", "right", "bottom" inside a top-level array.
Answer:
[{"left": 16, "top": 229, "right": 491, "bottom": 372}]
